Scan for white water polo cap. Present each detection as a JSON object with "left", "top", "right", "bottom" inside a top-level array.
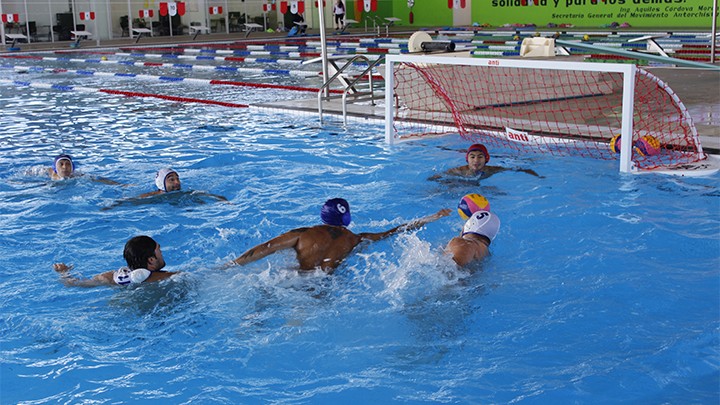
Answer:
[
  {"left": 155, "top": 168, "right": 177, "bottom": 191},
  {"left": 462, "top": 211, "right": 500, "bottom": 241},
  {"left": 113, "top": 266, "right": 151, "bottom": 285}
]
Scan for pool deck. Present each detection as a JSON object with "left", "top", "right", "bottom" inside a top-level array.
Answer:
[{"left": 3, "top": 28, "right": 719, "bottom": 153}]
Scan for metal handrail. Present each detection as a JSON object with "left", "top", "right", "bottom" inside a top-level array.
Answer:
[
  {"left": 317, "top": 54, "right": 383, "bottom": 124},
  {"left": 341, "top": 57, "right": 385, "bottom": 125}
]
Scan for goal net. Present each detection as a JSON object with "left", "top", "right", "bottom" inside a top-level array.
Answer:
[{"left": 383, "top": 54, "right": 709, "bottom": 174}]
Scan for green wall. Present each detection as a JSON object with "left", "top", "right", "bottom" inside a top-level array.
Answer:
[
  {"left": 476, "top": 0, "right": 715, "bottom": 28},
  {"left": 372, "top": 0, "right": 716, "bottom": 29},
  {"left": 399, "top": 0, "right": 453, "bottom": 27}
]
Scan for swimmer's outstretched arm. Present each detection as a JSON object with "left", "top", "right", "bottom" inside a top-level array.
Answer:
[
  {"left": 225, "top": 230, "right": 303, "bottom": 268},
  {"left": 483, "top": 166, "right": 543, "bottom": 179},
  {"left": 53, "top": 263, "right": 115, "bottom": 287},
  {"left": 92, "top": 177, "right": 130, "bottom": 186},
  {"left": 197, "top": 192, "right": 231, "bottom": 203},
  {"left": 517, "top": 168, "right": 543, "bottom": 178},
  {"left": 102, "top": 191, "right": 162, "bottom": 210},
  {"left": 428, "top": 166, "right": 467, "bottom": 181},
  {"left": 358, "top": 208, "right": 451, "bottom": 242}
]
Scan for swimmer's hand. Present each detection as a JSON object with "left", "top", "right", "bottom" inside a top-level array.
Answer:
[
  {"left": 219, "top": 261, "right": 237, "bottom": 270},
  {"left": 53, "top": 263, "right": 74, "bottom": 274},
  {"left": 414, "top": 208, "right": 452, "bottom": 223},
  {"left": 432, "top": 208, "right": 452, "bottom": 219},
  {"left": 54, "top": 263, "right": 81, "bottom": 286},
  {"left": 400, "top": 208, "right": 452, "bottom": 232}
]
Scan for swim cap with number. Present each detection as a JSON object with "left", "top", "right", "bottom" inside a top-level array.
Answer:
[
  {"left": 321, "top": 198, "right": 351, "bottom": 226},
  {"left": 113, "top": 266, "right": 151, "bottom": 285},
  {"left": 462, "top": 210, "right": 500, "bottom": 241}
]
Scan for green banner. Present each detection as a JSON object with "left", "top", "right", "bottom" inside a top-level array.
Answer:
[
  {"left": 389, "top": 0, "right": 715, "bottom": 29},
  {"left": 477, "top": 0, "right": 715, "bottom": 29}
]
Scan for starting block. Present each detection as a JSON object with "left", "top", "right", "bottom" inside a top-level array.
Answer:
[
  {"left": 189, "top": 25, "right": 210, "bottom": 40},
  {"left": 244, "top": 23, "right": 263, "bottom": 38},
  {"left": 70, "top": 30, "right": 93, "bottom": 47},
  {"left": 131, "top": 28, "right": 152, "bottom": 43},
  {"left": 383, "top": 17, "right": 400, "bottom": 36},
  {"left": 5, "top": 33, "right": 27, "bottom": 50},
  {"left": 337, "top": 19, "right": 357, "bottom": 34}
]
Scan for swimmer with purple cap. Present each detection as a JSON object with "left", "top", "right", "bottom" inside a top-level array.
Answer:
[
  {"left": 429, "top": 143, "right": 542, "bottom": 181},
  {"left": 225, "top": 198, "right": 451, "bottom": 273},
  {"left": 48, "top": 154, "right": 75, "bottom": 180},
  {"left": 46, "top": 154, "right": 125, "bottom": 185}
]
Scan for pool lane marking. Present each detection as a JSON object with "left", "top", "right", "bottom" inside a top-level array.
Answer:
[
  {"left": 5, "top": 66, "right": 344, "bottom": 94},
  {"left": 56, "top": 50, "right": 313, "bottom": 65},
  {"left": 0, "top": 78, "right": 249, "bottom": 108},
  {"left": 45, "top": 49, "right": 383, "bottom": 72},
  {"left": 0, "top": 54, "right": 319, "bottom": 77},
  {"left": 121, "top": 46, "right": 388, "bottom": 58}
]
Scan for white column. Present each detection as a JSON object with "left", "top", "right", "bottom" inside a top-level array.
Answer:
[{"left": 24, "top": 0, "right": 31, "bottom": 43}]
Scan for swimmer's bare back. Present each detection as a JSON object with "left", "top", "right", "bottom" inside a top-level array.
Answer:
[
  {"left": 234, "top": 225, "right": 362, "bottom": 272},
  {"left": 230, "top": 209, "right": 451, "bottom": 272}
]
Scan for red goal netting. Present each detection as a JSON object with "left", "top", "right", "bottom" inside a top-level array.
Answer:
[{"left": 389, "top": 58, "right": 707, "bottom": 172}]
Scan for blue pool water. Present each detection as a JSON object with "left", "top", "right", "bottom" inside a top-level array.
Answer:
[{"left": 1, "top": 49, "right": 719, "bottom": 404}]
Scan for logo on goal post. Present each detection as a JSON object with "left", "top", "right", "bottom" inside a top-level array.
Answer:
[
  {"left": 504, "top": 127, "right": 582, "bottom": 147},
  {"left": 504, "top": 127, "right": 535, "bottom": 144}
]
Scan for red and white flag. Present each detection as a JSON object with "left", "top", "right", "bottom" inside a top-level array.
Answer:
[
  {"left": 209, "top": 6, "right": 223, "bottom": 15},
  {"left": 139, "top": 9, "right": 154, "bottom": 18},
  {"left": 1, "top": 14, "right": 19, "bottom": 23},
  {"left": 289, "top": 1, "right": 304, "bottom": 14},
  {"left": 160, "top": 2, "right": 186, "bottom": 17},
  {"left": 363, "top": 0, "right": 377, "bottom": 12},
  {"left": 263, "top": 3, "right": 276, "bottom": 12},
  {"left": 79, "top": 11, "right": 95, "bottom": 21}
]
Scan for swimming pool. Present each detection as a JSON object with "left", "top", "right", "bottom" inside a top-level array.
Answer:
[{"left": 1, "top": 45, "right": 718, "bottom": 404}]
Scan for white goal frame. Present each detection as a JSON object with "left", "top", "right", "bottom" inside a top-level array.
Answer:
[{"left": 384, "top": 54, "right": 638, "bottom": 173}]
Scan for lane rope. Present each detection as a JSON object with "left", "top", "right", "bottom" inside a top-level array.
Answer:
[{"left": 0, "top": 78, "right": 250, "bottom": 108}]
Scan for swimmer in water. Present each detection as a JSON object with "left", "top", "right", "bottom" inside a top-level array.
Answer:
[
  {"left": 428, "top": 144, "right": 542, "bottom": 181},
  {"left": 445, "top": 210, "right": 500, "bottom": 267},
  {"left": 136, "top": 168, "right": 228, "bottom": 201},
  {"left": 48, "top": 154, "right": 75, "bottom": 180},
  {"left": 225, "top": 198, "right": 452, "bottom": 273},
  {"left": 53, "top": 235, "right": 178, "bottom": 287},
  {"left": 47, "top": 154, "right": 126, "bottom": 185},
  {"left": 103, "top": 168, "right": 229, "bottom": 210},
  {"left": 137, "top": 168, "right": 183, "bottom": 198}
]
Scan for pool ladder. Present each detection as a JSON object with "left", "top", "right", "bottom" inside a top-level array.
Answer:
[{"left": 315, "top": 55, "right": 386, "bottom": 126}]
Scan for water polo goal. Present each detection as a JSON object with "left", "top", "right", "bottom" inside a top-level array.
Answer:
[{"left": 383, "top": 53, "right": 718, "bottom": 176}]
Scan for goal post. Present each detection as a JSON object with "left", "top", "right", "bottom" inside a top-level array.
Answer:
[{"left": 384, "top": 54, "right": 710, "bottom": 175}]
